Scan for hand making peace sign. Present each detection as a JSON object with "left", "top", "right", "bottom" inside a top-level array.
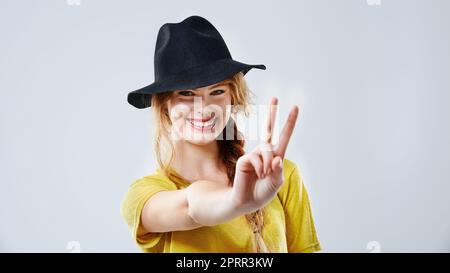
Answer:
[{"left": 231, "top": 97, "right": 300, "bottom": 212}]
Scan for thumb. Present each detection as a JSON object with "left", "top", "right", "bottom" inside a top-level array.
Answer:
[
  {"left": 269, "top": 156, "right": 284, "bottom": 189},
  {"left": 271, "top": 156, "right": 283, "bottom": 174}
]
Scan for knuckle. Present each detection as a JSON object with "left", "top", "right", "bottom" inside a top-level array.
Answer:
[
  {"left": 249, "top": 151, "right": 260, "bottom": 158},
  {"left": 236, "top": 156, "right": 246, "bottom": 167},
  {"left": 260, "top": 144, "right": 273, "bottom": 153}
]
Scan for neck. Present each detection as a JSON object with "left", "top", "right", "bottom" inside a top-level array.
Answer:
[{"left": 170, "top": 140, "right": 226, "bottom": 183}]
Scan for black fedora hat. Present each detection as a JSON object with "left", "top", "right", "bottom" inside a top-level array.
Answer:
[{"left": 127, "top": 15, "right": 266, "bottom": 109}]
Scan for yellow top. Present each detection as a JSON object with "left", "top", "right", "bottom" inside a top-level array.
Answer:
[{"left": 120, "top": 158, "right": 321, "bottom": 253}]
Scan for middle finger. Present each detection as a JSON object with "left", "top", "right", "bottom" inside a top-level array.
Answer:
[
  {"left": 261, "top": 97, "right": 278, "bottom": 174},
  {"left": 263, "top": 97, "right": 278, "bottom": 144}
]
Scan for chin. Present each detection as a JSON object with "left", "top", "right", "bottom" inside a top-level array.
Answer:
[{"left": 185, "top": 137, "right": 216, "bottom": 146}]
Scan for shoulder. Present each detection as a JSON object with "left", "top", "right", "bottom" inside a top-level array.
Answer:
[
  {"left": 128, "top": 169, "right": 178, "bottom": 190},
  {"left": 281, "top": 158, "right": 302, "bottom": 182},
  {"left": 121, "top": 169, "right": 178, "bottom": 212},
  {"left": 277, "top": 158, "right": 304, "bottom": 206}
]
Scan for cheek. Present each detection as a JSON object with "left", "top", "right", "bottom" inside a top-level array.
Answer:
[
  {"left": 221, "top": 96, "right": 232, "bottom": 119},
  {"left": 167, "top": 102, "right": 192, "bottom": 124},
  {"left": 213, "top": 96, "right": 232, "bottom": 126}
]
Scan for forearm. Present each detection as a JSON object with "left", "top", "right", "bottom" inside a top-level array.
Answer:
[{"left": 186, "top": 180, "right": 244, "bottom": 226}]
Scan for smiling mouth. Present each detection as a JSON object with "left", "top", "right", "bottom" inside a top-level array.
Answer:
[{"left": 186, "top": 117, "right": 217, "bottom": 131}]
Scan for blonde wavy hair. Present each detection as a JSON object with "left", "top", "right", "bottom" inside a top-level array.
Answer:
[{"left": 150, "top": 72, "right": 269, "bottom": 253}]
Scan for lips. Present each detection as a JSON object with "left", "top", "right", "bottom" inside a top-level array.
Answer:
[
  {"left": 186, "top": 116, "right": 216, "bottom": 131},
  {"left": 188, "top": 115, "right": 215, "bottom": 122}
]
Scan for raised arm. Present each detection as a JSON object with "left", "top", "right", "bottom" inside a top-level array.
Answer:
[
  {"left": 187, "top": 97, "right": 300, "bottom": 226},
  {"left": 140, "top": 182, "right": 236, "bottom": 233},
  {"left": 140, "top": 97, "right": 299, "bottom": 234}
]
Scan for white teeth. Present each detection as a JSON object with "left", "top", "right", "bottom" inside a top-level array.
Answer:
[{"left": 187, "top": 118, "right": 216, "bottom": 127}]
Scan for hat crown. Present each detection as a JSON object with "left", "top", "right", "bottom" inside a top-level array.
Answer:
[{"left": 154, "top": 16, "right": 232, "bottom": 81}]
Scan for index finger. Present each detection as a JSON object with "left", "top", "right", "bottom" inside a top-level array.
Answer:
[{"left": 274, "top": 105, "right": 299, "bottom": 158}]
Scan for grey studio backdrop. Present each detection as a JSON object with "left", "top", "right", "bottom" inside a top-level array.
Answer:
[{"left": 1, "top": 0, "right": 449, "bottom": 253}]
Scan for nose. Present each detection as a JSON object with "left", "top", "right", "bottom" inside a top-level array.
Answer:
[{"left": 192, "top": 96, "right": 218, "bottom": 120}]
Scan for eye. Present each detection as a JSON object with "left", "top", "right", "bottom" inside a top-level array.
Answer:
[
  {"left": 210, "top": 89, "right": 225, "bottom": 96},
  {"left": 178, "top": 90, "right": 194, "bottom": 96}
]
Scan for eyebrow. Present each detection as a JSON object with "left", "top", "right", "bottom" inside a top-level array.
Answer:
[{"left": 207, "top": 83, "right": 226, "bottom": 90}]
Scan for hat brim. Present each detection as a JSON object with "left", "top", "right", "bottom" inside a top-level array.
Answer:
[{"left": 127, "top": 59, "right": 266, "bottom": 109}]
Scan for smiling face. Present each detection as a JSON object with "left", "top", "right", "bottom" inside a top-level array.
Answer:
[
  {"left": 151, "top": 72, "right": 251, "bottom": 168},
  {"left": 167, "top": 81, "right": 233, "bottom": 145}
]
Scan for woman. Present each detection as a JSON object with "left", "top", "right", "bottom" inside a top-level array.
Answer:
[{"left": 121, "top": 15, "right": 321, "bottom": 253}]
